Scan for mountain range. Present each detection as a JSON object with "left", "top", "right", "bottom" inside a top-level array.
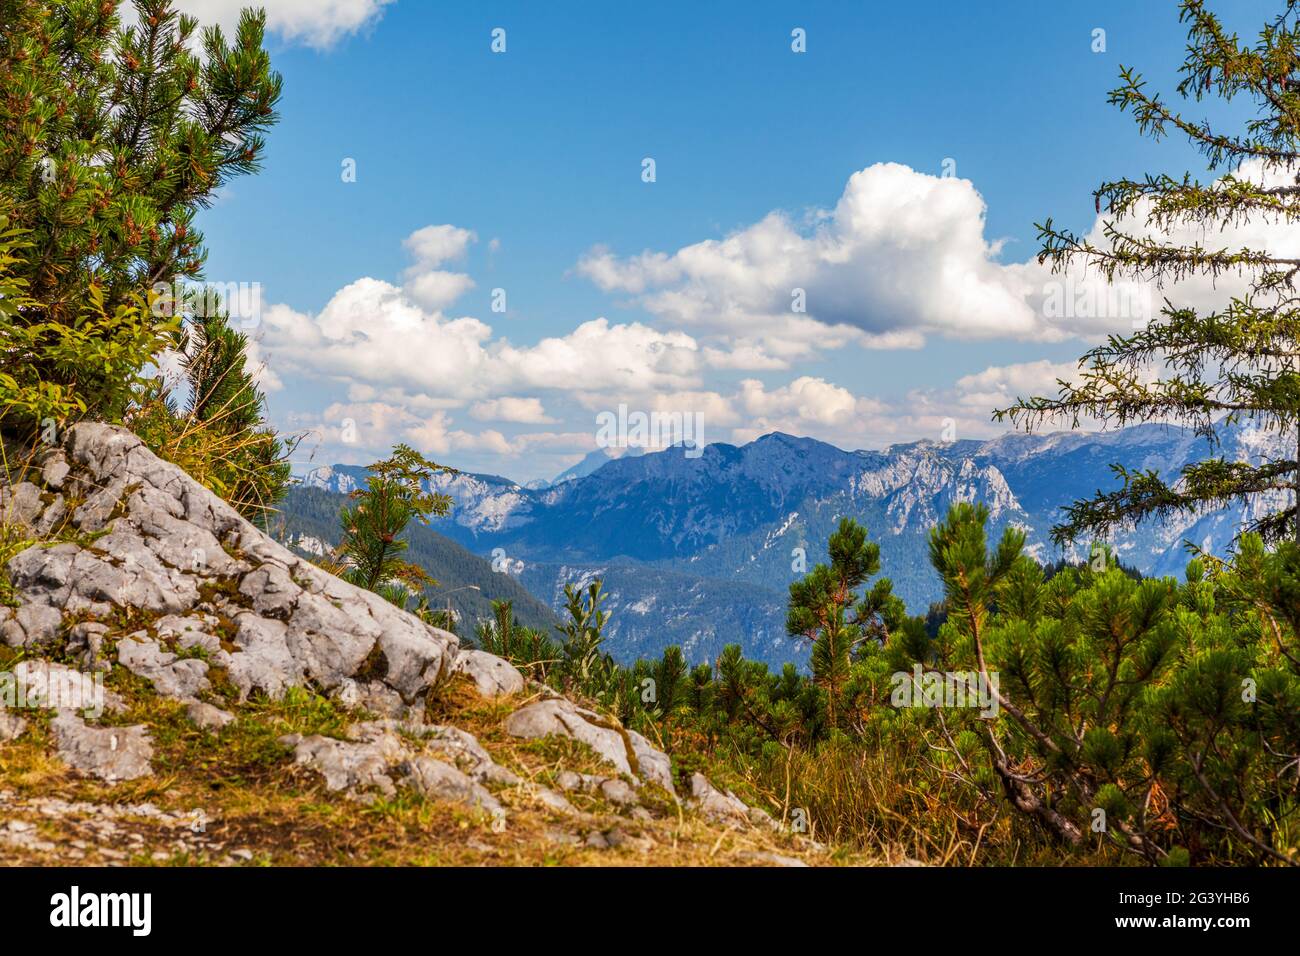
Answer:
[{"left": 297, "top": 419, "right": 1292, "bottom": 668}]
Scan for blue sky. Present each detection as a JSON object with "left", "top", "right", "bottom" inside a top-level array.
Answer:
[{"left": 184, "top": 0, "right": 1278, "bottom": 481}]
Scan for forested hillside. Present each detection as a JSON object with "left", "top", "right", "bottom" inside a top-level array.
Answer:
[{"left": 273, "top": 486, "right": 559, "bottom": 633}]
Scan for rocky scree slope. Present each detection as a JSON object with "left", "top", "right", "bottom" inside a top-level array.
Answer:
[{"left": 0, "top": 424, "right": 824, "bottom": 866}]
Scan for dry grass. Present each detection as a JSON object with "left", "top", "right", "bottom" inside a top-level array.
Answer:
[
  {"left": 0, "top": 669, "right": 862, "bottom": 867},
  {"left": 732, "top": 730, "right": 1125, "bottom": 866}
]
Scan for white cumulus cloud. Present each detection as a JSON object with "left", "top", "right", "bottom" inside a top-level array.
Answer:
[
  {"left": 578, "top": 159, "right": 1300, "bottom": 355},
  {"left": 469, "top": 397, "right": 557, "bottom": 424},
  {"left": 578, "top": 163, "right": 1044, "bottom": 354},
  {"left": 255, "top": 225, "right": 710, "bottom": 423},
  {"left": 172, "top": 0, "right": 395, "bottom": 49}
]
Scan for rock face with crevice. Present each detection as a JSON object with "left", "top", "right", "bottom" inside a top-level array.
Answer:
[
  {"left": 0, "top": 423, "right": 782, "bottom": 847},
  {"left": 687, "top": 772, "right": 779, "bottom": 830}
]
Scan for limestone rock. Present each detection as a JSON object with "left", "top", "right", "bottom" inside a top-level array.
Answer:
[
  {"left": 0, "top": 603, "right": 62, "bottom": 648},
  {"left": 401, "top": 756, "right": 503, "bottom": 817},
  {"left": 687, "top": 772, "right": 758, "bottom": 827},
  {"left": 331, "top": 679, "right": 414, "bottom": 720},
  {"left": 505, "top": 697, "right": 675, "bottom": 794},
  {"left": 280, "top": 732, "right": 402, "bottom": 799},
  {"left": 453, "top": 649, "right": 524, "bottom": 697},
  {"left": 10, "top": 661, "right": 122, "bottom": 716},
  {"left": 222, "top": 613, "right": 303, "bottom": 700},
  {"left": 506, "top": 699, "right": 628, "bottom": 769},
  {"left": 0, "top": 422, "right": 756, "bottom": 848},
  {"left": 67, "top": 621, "right": 111, "bottom": 671},
  {"left": 3, "top": 422, "right": 458, "bottom": 711},
  {"left": 185, "top": 700, "right": 235, "bottom": 732},
  {"left": 555, "top": 770, "right": 585, "bottom": 792},
  {"left": 627, "top": 730, "right": 674, "bottom": 793},
  {"left": 155, "top": 614, "right": 222, "bottom": 655},
  {"left": 238, "top": 563, "right": 298, "bottom": 618},
  {"left": 8, "top": 539, "right": 193, "bottom": 617},
  {"left": 421, "top": 724, "right": 520, "bottom": 786},
  {"left": 551, "top": 770, "right": 637, "bottom": 807},
  {"left": 33, "top": 494, "right": 66, "bottom": 537},
  {"left": 117, "top": 632, "right": 210, "bottom": 700},
  {"left": 282, "top": 720, "right": 512, "bottom": 821},
  {"left": 50, "top": 713, "right": 153, "bottom": 782},
  {"left": 0, "top": 482, "right": 43, "bottom": 531},
  {"left": 584, "top": 826, "right": 651, "bottom": 852},
  {"left": 531, "top": 786, "right": 578, "bottom": 816},
  {"left": 598, "top": 778, "right": 639, "bottom": 807},
  {"left": 0, "top": 708, "right": 27, "bottom": 741},
  {"left": 41, "top": 454, "right": 70, "bottom": 490}
]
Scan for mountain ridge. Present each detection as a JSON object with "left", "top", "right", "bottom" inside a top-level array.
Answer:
[{"left": 302, "top": 420, "right": 1293, "bottom": 667}]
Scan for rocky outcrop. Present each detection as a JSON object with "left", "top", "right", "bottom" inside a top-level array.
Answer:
[
  {"left": 0, "top": 423, "right": 778, "bottom": 840},
  {"left": 555, "top": 771, "right": 639, "bottom": 807},
  {"left": 2, "top": 423, "right": 465, "bottom": 707},
  {"left": 185, "top": 699, "right": 234, "bottom": 731},
  {"left": 279, "top": 720, "right": 511, "bottom": 822},
  {"left": 0, "top": 423, "right": 511, "bottom": 786},
  {"left": 454, "top": 649, "right": 526, "bottom": 697},
  {"left": 687, "top": 772, "right": 749, "bottom": 823},
  {"left": 280, "top": 723, "right": 409, "bottom": 800},
  {"left": 117, "top": 632, "right": 211, "bottom": 700},
  {"left": 505, "top": 697, "right": 674, "bottom": 794}
]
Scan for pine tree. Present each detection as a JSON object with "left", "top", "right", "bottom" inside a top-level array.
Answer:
[
  {"left": 924, "top": 502, "right": 1299, "bottom": 864},
  {"left": 1, "top": 1, "right": 290, "bottom": 512},
  {"left": 997, "top": 0, "right": 1300, "bottom": 545},
  {"left": 472, "top": 599, "right": 559, "bottom": 681},
  {"left": 0, "top": 211, "right": 166, "bottom": 433},
  {"left": 651, "top": 645, "right": 688, "bottom": 716},
  {"left": 787, "top": 518, "right": 904, "bottom": 727},
  {"left": 687, "top": 662, "right": 714, "bottom": 717},
  {"left": 0, "top": 0, "right": 281, "bottom": 323},
  {"left": 334, "top": 445, "right": 453, "bottom": 609}
]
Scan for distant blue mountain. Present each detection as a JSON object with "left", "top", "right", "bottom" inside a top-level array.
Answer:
[
  {"left": 302, "top": 420, "right": 1291, "bottom": 667},
  {"left": 549, "top": 445, "right": 646, "bottom": 486}
]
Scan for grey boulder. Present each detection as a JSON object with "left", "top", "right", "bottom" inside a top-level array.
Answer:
[
  {"left": 50, "top": 713, "right": 153, "bottom": 783},
  {"left": 504, "top": 697, "right": 674, "bottom": 795},
  {"left": 453, "top": 649, "right": 524, "bottom": 697}
]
